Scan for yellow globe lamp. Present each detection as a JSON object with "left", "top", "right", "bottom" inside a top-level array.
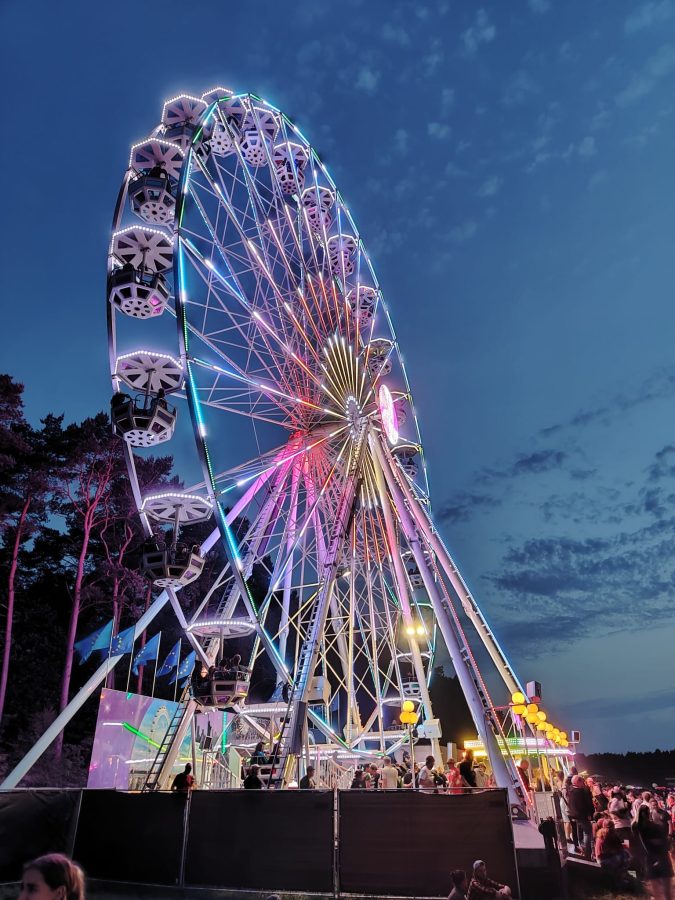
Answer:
[
  {"left": 405, "top": 625, "right": 415, "bottom": 636},
  {"left": 561, "top": 739, "right": 569, "bottom": 748},
  {"left": 511, "top": 691, "right": 526, "bottom": 705},
  {"left": 536, "top": 721, "right": 548, "bottom": 732},
  {"left": 512, "top": 705, "right": 526, "bottom": 716},
  {"left": 410, "top": 712, "right": 420, "bottom": 725},
  {"left": 526, "top": 703, "right": 538, "bottom": 715},
  {"left": 560, "top": 731, "right": 568, "bottom": 741},
  {"left": 537, "top": 711, "right": 547, "bottom": 722},
  {"left": 402, "top": 700, "right": 415, "bottom": 713},
  {"left": 526, "top": 713, "right": 539, "bottom": 725},
  {"left": 400, "top": 710, "right": 413, "bottom": 725},
  {"left": 416, "top": 625, "right": 425, "bottom": 636}
]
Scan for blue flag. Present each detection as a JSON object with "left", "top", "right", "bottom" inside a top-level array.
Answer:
[
  {"left": 157, "top": 640, "right": 181, "bottom": 677},
  {"left": 109, "top": 625, "right": 135, "bottom": 657},
  {"left": 170, "top": 650, "right": 196, "bottom": 684},
  {"left": 131, "top": 632, "right": 161, "bottom": 675},
  {"left": 75, "top": 619, "right": 113, "bottom": 665}
]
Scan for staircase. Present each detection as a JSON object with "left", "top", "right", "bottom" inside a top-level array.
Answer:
[{"left": 142, "top": 689, "right": 196, "bottom": 792}]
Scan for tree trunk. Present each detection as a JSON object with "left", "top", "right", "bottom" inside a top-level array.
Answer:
[
  {"left": 0, "top": 496, "right": 31, "bottom": 722},
  {"left": 136, "top": 585, "right": 152, "bottom": 694},
  {"left": 54, "top": 512, "right": 93, "bottom": 760},
  {"left": 105, "top": 576, "right": 122, "bottom": 690}
]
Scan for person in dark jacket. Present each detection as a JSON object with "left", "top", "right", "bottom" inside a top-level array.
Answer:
[
  {"left": 243, "top": 764, "right": 263, "bottom": 789},
  {"left": 459, "top": 750, "right": 476, "bottom": 790},
  {"left": 568, "top": 775, "right": 594, "bottom": 859},
  {"left": 633, "top": 804, "right": 674, "bottom": 894}
]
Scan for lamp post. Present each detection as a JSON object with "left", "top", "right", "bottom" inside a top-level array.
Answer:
[{"left": 400, "top": 700, "right": 419, "bottom": 787}]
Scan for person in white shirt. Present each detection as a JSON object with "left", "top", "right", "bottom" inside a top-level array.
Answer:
[
  {"left": 380, "top": 756, "right": 399, "bottom": 790},
  {"left": 418, "top": 755, "right": 436, "bottom": 793}
]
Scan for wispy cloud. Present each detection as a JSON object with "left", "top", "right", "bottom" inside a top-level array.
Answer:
[
  {"left": 394, "top": 128, "right": 409, "bottom": 155},
  {"left": 437, "top": 491, "right": 501, "bottom": 524},
  {"left": 624, "top": 1, "right": 673, "bottom": 34},
  {"left": 428, "top": 122, "right": 451, "bottom": 139},
  {"left": 477, "top": 175, "right": 503, "bottom": 197},
  {"left": 577, "top": 135, "right": 597, "bottom": 158},
  {"left": 502, "top": 69, "right": 540, "bottom": 107},
  {"left": 355, "top": 66, "right": 381, "bottom": 94},
  {"left": 539, "top": 366, "right": 675, "bottom": 438},
  {"left": 381, "top": 22, "right": 410, "bottom": 46},
  {"left": 529, "top": 0, "right": 551, "bottom": 13},
  {"left": 449, "top": 220, "right": 478, "bottom": 243},
  {"left": 615, "top": 44, "right": 675, "bottom": 106},
  {"left": 461, "top": 8, "right": 496, "bottom": 55},
  {"left": 440, "top": 87, "right": 455, "bottom": 116}
]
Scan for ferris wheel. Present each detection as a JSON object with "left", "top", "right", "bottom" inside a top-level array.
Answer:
[{"left": 102, "top": 87, "right": 540, "bottom": 800}]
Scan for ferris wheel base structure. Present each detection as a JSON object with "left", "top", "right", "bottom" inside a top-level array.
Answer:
[{"left": 2, "top": 88, "right": 576, "bottom": 805}]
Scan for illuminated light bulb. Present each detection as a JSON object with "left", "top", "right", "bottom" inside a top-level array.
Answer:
[
  {"left": 405, "top": 626, "right": 415, "bottom": 636},
  {"left": 416, "top": 626, "right": 425, "bottom": 636}
]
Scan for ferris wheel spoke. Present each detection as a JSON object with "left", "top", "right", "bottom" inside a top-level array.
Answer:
[{"left": 182, "top": 220, "right": 325, "bottom": 410}]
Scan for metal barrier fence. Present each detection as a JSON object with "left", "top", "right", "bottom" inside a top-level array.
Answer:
[{"left": 0, "top": 788, "right": 520, "bottom": 897}]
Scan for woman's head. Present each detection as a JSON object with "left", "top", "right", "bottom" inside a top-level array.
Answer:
[{"left": 20, "top": 854, "right": 85, "bottom": 900}]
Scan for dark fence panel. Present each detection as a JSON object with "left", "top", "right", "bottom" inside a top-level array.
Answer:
[
  {"left": 0, "top": 790, "right": 81, "bottom": 882},
  {"left": 185, "top": 789, "right": 334, "bottom": 892},
  {"left": 73, "top": 790, "right": 184, "bottom": 885},
  {"left": 338, "top": 789, "right": 519, "bottom": 897}
]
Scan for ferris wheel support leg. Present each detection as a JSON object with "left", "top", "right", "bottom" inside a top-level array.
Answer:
[
  {"left": 0, "top": 588, "right": 172, "bottom": 789},
  {"left": 369, "top": 435, "right": 442, "bottom": 762},
  {"left": 386, "top": 458, "right": 523, "bottom": 698},
  {"left": 278, "top": 461, "right": 301, "bottom": 673},
  {"left": 372, "top": 438, "right": 524, "bottom": 810},
  {"left": 305, "top": 468, "right": 356, "bottom": 726}
]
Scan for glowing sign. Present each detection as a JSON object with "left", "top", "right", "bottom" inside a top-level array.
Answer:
[{"left": 378, "top": 384, "right": 399, "bottom": 445}]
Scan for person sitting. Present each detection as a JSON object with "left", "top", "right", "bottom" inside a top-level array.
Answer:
[
  {"left": 448, "top": 868, "right": 468, "bottom": 900},
  {"left": 466, "top": 860, "right": 511, "bottom": 898},
  {"left": 243, "top": 764, "right": 263, "bottom": 789},
  {"left": 594, "top": 819, "right": 632, "bottom": 889},
  {"left": 250, "top": 741, "right": 267, "bottom": 763}
]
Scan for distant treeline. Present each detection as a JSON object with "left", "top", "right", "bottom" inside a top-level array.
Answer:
[{"left": 575, "top": 750, "right": 675, "bottom": 786}]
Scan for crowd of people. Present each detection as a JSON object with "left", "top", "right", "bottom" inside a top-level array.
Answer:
[
  {"left": 554, "top": 767, "right": 675, "bottom": 897},
  {"left": 346, "top": 751, "right": 492, "bottom": 791}
]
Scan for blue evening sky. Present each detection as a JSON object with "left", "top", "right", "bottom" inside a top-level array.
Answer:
[{"left": 2, "top": 0, "right": 674, "bottom": 752}]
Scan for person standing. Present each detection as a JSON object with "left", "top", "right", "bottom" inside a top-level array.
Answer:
[
  {"left": 299, "top": 766, "right": 316, "bottom": 789},
  {"left": 634, "top": 804, "right": 674, "bottom": 898},
  {"left": 419, "top": 755, "right": 436, "bottom": 793},
  {"left": 568, "top": 775, "right": 594, "bottom": 860},
  {"left": 459, "top": 751, "right": 476, "bottom": 790},
  {"left": 380, "top": 756, "right": 399, "bottom": 790},
  {"left": 171, "top": 763, "right": 195, "bottom": 793},
  {"left": 446, "top": 759, "right": 464, "bottom": 795},
  {"left": 243, "top": 764, "right": 263, "bottom": 789},
  {"left": 517, "top": 759, "right": 530, "bottom": 793}
]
